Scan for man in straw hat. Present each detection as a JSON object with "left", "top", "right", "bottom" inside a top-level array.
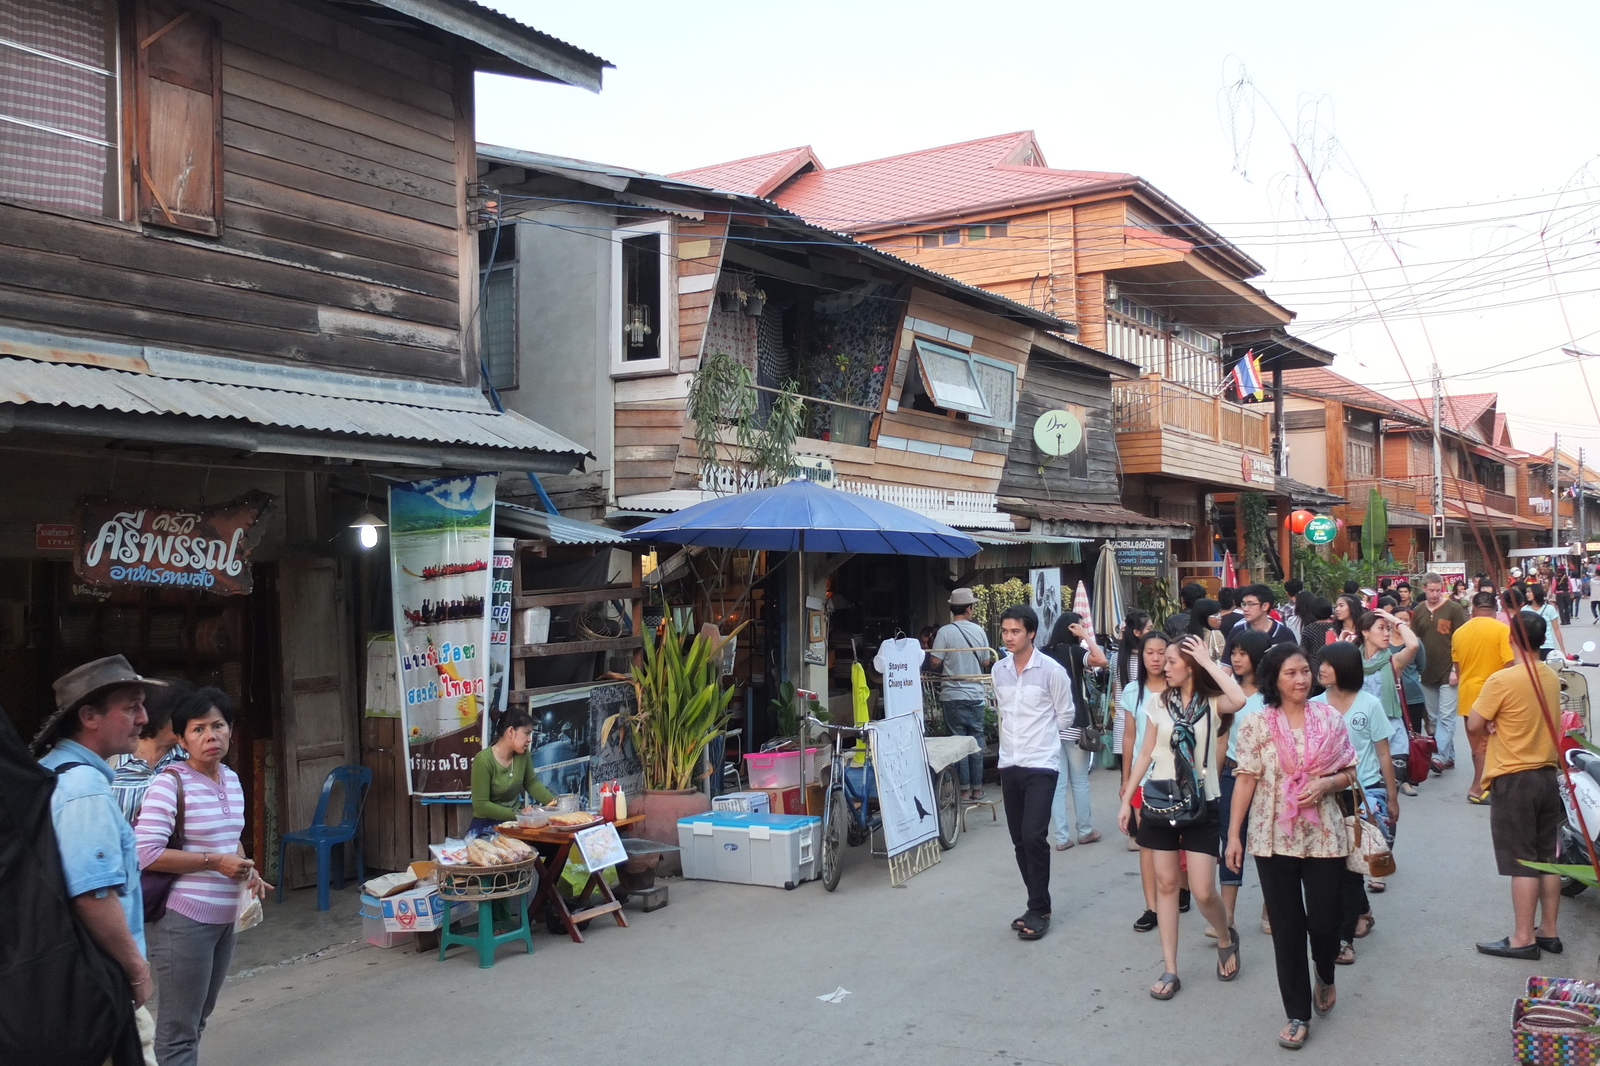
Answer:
[
  {"left": 929, "top": 588, "right": 994, "bottom": 800},
  {"left": 35, "top": 654, "right": 168, "bottom": 1049}
]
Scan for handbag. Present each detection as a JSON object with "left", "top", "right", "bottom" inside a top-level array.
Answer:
[
  {"left": 1077, "top": 665, "right": 1108, "bottom": 753},
  {"left": 1344, "top": 785, "right": 1396, "bottom": 877},
  {"left": 140, "top": 767, "right": 186, "bottom": 923},
  {"left": 1141, "top": 698, "right": 1213, "bottom": 828}
]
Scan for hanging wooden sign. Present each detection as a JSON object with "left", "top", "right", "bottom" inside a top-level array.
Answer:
[{"left": 75, "top": 492, "right": 274, "bottom": 596}]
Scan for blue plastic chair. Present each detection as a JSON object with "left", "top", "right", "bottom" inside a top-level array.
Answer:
[{"left": 276, "top": 765, "right": 371, "bottom": 911}]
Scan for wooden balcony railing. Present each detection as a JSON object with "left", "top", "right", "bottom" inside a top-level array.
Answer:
[
  {"left": 1343, "top": 477, "right": 1420, "bottom": 511},
  {"left": 1111, "top": 376, "right": 1270, "bottom": 455},
  {"left": 1406, "top": 475, "right": 1515, "bottom": 515}
]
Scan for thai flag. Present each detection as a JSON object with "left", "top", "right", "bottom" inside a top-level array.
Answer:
[{"left": 1233, "top": 349, "right": 1264, "bottom": 401}]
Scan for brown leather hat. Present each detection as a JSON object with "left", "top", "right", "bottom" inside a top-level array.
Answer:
[{"left": 32, "top": 655, "right": 166, "bottom": 755}]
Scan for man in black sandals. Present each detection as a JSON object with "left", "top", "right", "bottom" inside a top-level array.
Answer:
[
  {"left": 992, "top": 605, "right": 1076, "bottom": 940},
  {"left": 1470, "top": 611, "right": 1563, "bottom": 960}
]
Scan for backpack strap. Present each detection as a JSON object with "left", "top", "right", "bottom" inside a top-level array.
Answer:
[{"left": 52, "top": 762, "right": 88, "bottom": 775}]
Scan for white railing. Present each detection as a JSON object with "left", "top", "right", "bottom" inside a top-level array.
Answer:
[{"left": 835, "top": 480, "right": 1012, "bottom": 529}]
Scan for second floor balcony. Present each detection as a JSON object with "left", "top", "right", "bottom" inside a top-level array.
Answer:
[{"left": 1111, "top": 375, "right": 1271, "bottom": 489}]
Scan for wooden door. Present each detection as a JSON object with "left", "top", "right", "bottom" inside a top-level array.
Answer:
[{"left": 277, "top": 558, "right": 357, "bottom": 889}]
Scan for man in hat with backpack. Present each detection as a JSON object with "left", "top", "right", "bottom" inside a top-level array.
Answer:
[{"left": 34, "top": 654, "right": 168, "bottom": 1061}]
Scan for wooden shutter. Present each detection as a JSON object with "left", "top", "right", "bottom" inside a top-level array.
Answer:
[{"left": 133, "top": 0, "right": 222, "bottom": 235}]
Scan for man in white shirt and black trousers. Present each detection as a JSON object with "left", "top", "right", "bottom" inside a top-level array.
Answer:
[{"left": 991, "top": 604, "right": 1076, "bottom": 941}]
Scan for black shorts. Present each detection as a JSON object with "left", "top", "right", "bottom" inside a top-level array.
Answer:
[
  {"left": 1489, "top": 767, "right": 1563, "bottom": 877},
  {"left": 1137, "top": 797, "right": 1221, "bottom": 854}
]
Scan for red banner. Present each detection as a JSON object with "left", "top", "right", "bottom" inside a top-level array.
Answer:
[{"left": 75, "top": 492, "right": 274, "bottom": 596}]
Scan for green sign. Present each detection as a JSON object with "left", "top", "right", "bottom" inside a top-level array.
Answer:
[{"left": 1303, "top": 515, "right": 1338, "bottom": 544}]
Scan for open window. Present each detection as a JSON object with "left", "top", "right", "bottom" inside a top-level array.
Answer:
[
  {"left": 900, "top": 338, "right": 1019, "bottom": 429},
  {"left": 612, "top": 220, "right": 673, "bottom": 375}
]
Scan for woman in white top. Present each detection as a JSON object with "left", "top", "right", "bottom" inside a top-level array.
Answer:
[
  {"left": 1118, "top": 636, "right": 1247, "bottom": 999},
  {"left": 1120, "top": 630, "right": 1170, "bottom": 931}
]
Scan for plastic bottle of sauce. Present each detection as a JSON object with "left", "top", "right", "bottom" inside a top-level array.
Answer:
[
  {"left": 615, "top": 785, "right": 627, "bottom": 821},
  {"left": 601, "top": 782, "right": 616, "bottom": 822}
]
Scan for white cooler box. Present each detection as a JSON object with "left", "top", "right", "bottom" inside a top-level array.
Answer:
[{"left": 677, "top": 811, "right": 820, "bottom": 890}]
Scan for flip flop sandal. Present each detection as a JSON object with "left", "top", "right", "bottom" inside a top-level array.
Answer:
[
  {"left": 1217, "top": 927, "right": 1241, "bottom": 981},
  {"left": 1468, "top": 792, "right": 1491, "bottom": 805},
  {"left": 1367, "top": 879, "right": 1387, "bottom": 893},
  {"left": 1335, "top": 941, "right": 1355, "bottom": 965},
  {"left": 1354, "top": 913, "right": 1375, "bottom": 938},
  {"left": 1150, "top": 972, "right": 1181, "bottom": 1000},
  {"left": 1278, "top": 1019, "right": 1309, "bottom": 1049},
  {"left": 1017, "top": 914, "right": 1050, "bottom": 940},
  {"left": 1314, "top": 979, "right": 1336, "bottom": 1016}
]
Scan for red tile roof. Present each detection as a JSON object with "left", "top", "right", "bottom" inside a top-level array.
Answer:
[
  {"left": 676, "top": 132, "right": 1136, "bottom": 234},
  {"left": 670, "top": 146, "right": 822, "bottom": 199},
  {"left": 1395, "top": 391, "right": 1498, "bottom": 437}
]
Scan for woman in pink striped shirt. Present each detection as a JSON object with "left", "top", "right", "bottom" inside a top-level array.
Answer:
[{"left": 136, "top": 687, "right": 269, "bottom": 1066}]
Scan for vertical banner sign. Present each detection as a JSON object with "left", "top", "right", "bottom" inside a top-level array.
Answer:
[
  {"left": 486, "top": 537, "right": 515, "bottom": 737},
  {"left": 390, "top": 474, "right": 499, "bottom": 795},
  {"left": 865, "top": 714, "right": 939, "bottom": 857}
]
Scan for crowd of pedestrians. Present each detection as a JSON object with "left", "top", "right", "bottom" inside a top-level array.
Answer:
[{"left": 979, "top": 562, "right": 1590, "bottom": 1051}]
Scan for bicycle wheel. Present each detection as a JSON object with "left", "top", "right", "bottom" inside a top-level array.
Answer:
[
  {"left": 821, "top": 788, "right": 847, "bottom": 892},
  {"left": 935, "top": 767, "right": 960, "bottom": 850}
]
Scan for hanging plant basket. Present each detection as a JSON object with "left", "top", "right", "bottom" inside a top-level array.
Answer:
[
  {"left": 743, "top": 294, "right": 765, "bottom": 316},
  {"left": 716, "top": 290, "right": 742, "bottom": 313}
]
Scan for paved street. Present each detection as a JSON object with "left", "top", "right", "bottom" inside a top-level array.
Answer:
[{"left": 205, "top": 626, "right": 1600, "bottom": 1066}]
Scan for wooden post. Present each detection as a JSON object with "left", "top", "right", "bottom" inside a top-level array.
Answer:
[
  {"left": 1235, "top": 496, "right": 1248, "bottom": 585},
  {"left": 1278, "top": 499, "right": 1292, "bottom": 580}
]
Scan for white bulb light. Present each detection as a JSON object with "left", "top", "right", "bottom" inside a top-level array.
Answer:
[{"left": 358, "top": 523, "right": 379, "bottom": 549}]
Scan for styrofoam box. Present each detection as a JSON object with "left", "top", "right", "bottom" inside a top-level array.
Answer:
[
  {"left": 677, "top": 811, "right": 820, "bottom": 890},
  {"left": 743, "top": 748, "right": 820, "bottom": 789},
  {"left": 711, "top": 790, "right": 771, "bottom": 813}
]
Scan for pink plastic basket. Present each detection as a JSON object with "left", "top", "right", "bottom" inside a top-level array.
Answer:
[{"left": 743, "top": 748, "right": 820, "bottom": 789}]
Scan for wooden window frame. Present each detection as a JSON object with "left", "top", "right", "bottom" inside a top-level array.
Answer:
[{"left": 131, "top": 0, "right": 223, "bottom": 236}]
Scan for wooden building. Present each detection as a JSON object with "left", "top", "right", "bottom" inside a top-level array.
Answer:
[
  {"left": 474, "top": 146, "right": 1091, "bottom": 706},
  {"left": 675, "top": 133, "right": 1335, "bottom": 580},
  {"left": 0, "top": 0, "right": 607, "bottom": 881}
]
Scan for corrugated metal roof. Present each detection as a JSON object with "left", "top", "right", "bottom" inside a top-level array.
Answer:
[
  {"left": 0, "top": 356, "right": 587, "bottom": 459},
  {"left": 495, "top": 502, "right": 629, "bottom": 545}
]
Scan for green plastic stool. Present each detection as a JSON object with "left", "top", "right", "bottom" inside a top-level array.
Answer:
[{"left": 437, "top": 892, "right": 533, "bottom": 968}]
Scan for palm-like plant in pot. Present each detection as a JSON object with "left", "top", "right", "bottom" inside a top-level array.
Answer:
[{"left": 604, "top": 615, "right": 746, "bottom": 840}]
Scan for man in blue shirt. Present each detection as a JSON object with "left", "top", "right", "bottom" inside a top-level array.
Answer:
[{"left": 34, "top": 655, "right": 167, "bottom": 1018}]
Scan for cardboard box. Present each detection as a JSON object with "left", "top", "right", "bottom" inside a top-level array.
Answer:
[
  {"left": 381, "top": 886, "right": 445, "bottom": 932},
  {"left": 749, "top": 785, "right": 806, "bottom": 815}
]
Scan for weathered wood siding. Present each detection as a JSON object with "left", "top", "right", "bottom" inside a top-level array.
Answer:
[
  {"left": 0, "top": 0, "right": 471, "bottom": 383},
  {"left": 998, "top": 357, "right": 1121, "bottom": 505}
]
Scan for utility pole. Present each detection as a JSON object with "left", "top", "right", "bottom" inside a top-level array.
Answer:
[
  {"left": 1431, "top": 364, "right": 1446, "bottom": 561},
  {"left": 1580, "top": 447, "right": 1588, "bottom": 563},
  {"left": 1553, "top": 433, "right": 1561, "bottom": 554}
]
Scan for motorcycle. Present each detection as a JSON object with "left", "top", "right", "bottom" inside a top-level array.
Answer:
[{"left": 1557, "top": 747, "right": 1600, "bottom": 896}]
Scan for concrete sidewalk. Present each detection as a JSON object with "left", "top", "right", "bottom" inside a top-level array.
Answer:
[{"left": 202, "top": 727, "right": 1600, "bottom": 1066}]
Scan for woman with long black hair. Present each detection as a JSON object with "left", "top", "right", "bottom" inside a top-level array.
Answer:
[
  {"left": 1111, "top": 610, "right": 1153, "bottom": 763},
  {"left": 1121, "top": 629, "right": 1171, "bottom": 923},
  {"left": 1045, "top": 611, "right": 1107, "bottom": 849}
]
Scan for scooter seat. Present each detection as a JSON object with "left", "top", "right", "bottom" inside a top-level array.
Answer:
[{"left": 1571, "top": 750, "right": 1600, "bottom": 789}]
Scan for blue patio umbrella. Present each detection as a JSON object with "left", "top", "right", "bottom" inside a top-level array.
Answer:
[{"left": 622, "top": 478, "right": 979, "bottom": 558}]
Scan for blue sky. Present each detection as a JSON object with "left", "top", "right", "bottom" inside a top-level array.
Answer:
[{"left": 478, "top": 1, "right": 1600, "bottom": 453}]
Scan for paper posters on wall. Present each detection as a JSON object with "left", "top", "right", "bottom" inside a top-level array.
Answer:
[
  {"left": 1029, "top": 567, "right": 1062, "bottom": 641},
  {"left": 364, "top": 634, "right": 399, "bottom": 718},
  {"left": 590, "top": 681, "right": 644, "bottom": 801},
  {"left": 485, "top": 537, "right": 515, "bottom": 735},
  {"left": 390, "top": 473, "right": 498, "bottom": 795},
  {"left": 866, "top": 713, "right": 938, "bottom": 857},
  {"left": 872, "top": 636, "right": 925, "bottom": 719}
]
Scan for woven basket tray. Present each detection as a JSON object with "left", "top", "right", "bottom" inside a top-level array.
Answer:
[{"left": 434, "top": 855, "right": 539, "bottom": 901}]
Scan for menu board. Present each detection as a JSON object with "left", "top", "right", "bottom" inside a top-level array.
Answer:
[{"left": 1110, "top": 539, "right": 1168, "bottom": 580}]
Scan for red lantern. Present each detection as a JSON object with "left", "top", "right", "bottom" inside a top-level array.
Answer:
[{"left": 1289, "top": 509, "right": 1315, "bottom": 534}]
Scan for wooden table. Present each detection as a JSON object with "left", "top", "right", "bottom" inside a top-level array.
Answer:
[{"left": 498, "top": 820, "right": 633, "bottom": 943}]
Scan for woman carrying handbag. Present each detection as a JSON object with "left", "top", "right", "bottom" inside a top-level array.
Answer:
[
  {"left": 1226, "top": 644, "right": 1357, "bottom": 1050},
  {"left": 1118, "top": 636, "right": 1245, "bottom": 1000}
]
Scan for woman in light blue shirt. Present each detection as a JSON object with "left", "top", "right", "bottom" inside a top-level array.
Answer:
[{"left": 1119, "top": 630, "right": 1169, "bottom": 933}]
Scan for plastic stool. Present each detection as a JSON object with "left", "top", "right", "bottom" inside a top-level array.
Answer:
[{"left": 437, "top": 893, "right": 533, "bottom": 969}]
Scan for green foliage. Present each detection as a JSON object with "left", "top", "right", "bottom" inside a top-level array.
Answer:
[
  {"left": 686, "top": 351, "right": 808, "bottom": 491},
  {"left": 969, "top": 578, "right": 1028, "bottom": 647},
  {"left": 768, "top": 679, "right": 822, "bottom": 738},
  {"left": 604, "top": 614, "right": 747, "bottom": 791},
  {"left": 1360, "top": 487, "right": 1390, "bottom": 563},
  {"left": 1519, "top": 861, "right": 1599, "bottom": 886},
  {"left": 1239, "top": 491, "right": 1273, "bottom": 576},
  {"left": 1293, "top": 543, "right": 1377, "bottom": 600},
  {"left": 1136, "top": 578, "right": 1181, "bottom": 628}
]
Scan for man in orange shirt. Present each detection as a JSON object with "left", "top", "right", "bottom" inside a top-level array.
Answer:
[
  {"left": 1452, "top": 591, "right": 1514, "bottom": 804},
  {"left": 1468, "top": 612, "right": 1563, "bottom": 959}
]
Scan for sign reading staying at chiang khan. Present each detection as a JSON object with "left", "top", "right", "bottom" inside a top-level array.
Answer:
[{"left": 74, "top": 493, "right": 274, "bottom": 596}]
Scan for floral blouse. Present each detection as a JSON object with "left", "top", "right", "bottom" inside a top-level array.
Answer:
[{"left": 1232, "top": 711, "right": 1352, "bottom": 859}]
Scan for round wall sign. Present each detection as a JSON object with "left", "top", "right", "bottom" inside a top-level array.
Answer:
[
  {"left": 1032, "top": 410, "right": 1083, "bottom": 456},
  {"left": 1303, "top": 515, "right": 1338, "bottom": 544}
]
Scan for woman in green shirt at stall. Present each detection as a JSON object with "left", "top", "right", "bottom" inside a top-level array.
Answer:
[{"left": 469, "top": 708, "right": 555, "bottom": 833}]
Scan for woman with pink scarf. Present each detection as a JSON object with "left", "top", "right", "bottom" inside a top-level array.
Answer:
[{"left": 1225, "top": 644, "right": 1357, "bottom": 1051}]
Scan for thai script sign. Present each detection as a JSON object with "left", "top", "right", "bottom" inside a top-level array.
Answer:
[
  {"left": 390, "top": 473, "right": 498, "bottom": 795},
  {"left": 1110, "top": 539, "right": 1168, "bottom": 580},
  {"left": 75, "top": 493, "right": 273, "bottom": 595}
]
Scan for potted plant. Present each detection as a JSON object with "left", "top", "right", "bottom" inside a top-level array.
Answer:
[
  {"left": 743, "top": 288, "right": 766, "bottom": 316},
  {"left": 716, "top": 288, "right": 742, "bottom": 313},
  {"left": 604, "top": 615, "right": 746, "bottom": 845}
]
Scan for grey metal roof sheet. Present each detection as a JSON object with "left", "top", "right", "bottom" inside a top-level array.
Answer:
[
  {"left": 495, "top": 501, "right": 630, "bottom": 544},
  {"left": 0, "top": 356, "right": 587, "bottom": 458}
]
